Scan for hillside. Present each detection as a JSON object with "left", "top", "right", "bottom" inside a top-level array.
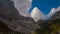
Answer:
[
  {"left": 33, "top": 11, "right": 60, "bottom": 34},
  {"left": 0, "top": 0, "right": 38, "bottom": 34},
  {"left": 0, "top": 21, "right": 23, "bottom": 34}
]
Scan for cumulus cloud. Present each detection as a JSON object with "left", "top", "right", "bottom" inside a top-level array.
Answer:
[
  {"left": 47, "top": 8, "right": 56, "bottom": 18},
  {"left": 47, "top": 6, "right": 60, "bottom": 19},
  {"left": 56, "top": 6, "right": 60, "bottom": 11},
  {"left": 31, "top": 6, "right": 60, "bottom": 21},
  {"left": 11, "top": 0, "right": 60, "bottom": 21},
  {"left": 13, "top": 0, "right": 32, "bottom": 17},
  {"left": 31, "top": 7, "right": 45, "bottom": 21},
  {"left": 30, "top": 0, "right": 32, "bottom": 3}
]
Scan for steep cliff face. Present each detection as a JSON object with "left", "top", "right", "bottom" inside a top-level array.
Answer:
[
  {"left": 0, "top": 0, "right": 38, "bottom": 34},
  {"left": 0, "top": 0, "right": 20, "bottom": 19}
]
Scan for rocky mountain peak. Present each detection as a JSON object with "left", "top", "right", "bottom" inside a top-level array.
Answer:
[{"left": 0, "top": 0, "right": 38, "bottom": 34}]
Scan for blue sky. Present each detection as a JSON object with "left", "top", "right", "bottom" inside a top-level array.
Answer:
[{"left": 29, "top": 0, "right": 60, "bottom": 14}]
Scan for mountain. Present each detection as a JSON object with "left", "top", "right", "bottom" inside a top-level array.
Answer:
[
  {"left": 0, "top": 21, "right": 23, "bottom": 34},
  {"left": 34, "top": 12, "right": 60, "bottom": 34},
  {"left": 0, "top": 0, "right": 38, "bottom": 34},
  {"left": 50, "top": 10, "right": 60, "bottom": 20},
  {"left": 37, "top": 8, "right": 60, "bottom": 26},
  {"left": 34, "top": 19, "right": 60, "bottom": 34},
  {"left": 34, "top": 8, "right": 60, "bottom": 34},
  {"left": 31, "top": 7, "right": 60, "bottom": 21}
]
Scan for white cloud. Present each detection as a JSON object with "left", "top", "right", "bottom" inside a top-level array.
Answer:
[
  {"left": 31, "top": 6, "right": 60, "bottom": 21},
  {"left": 47, "top": 6, "right": 60, "bottom": 19},
  {"left": 30, "top": 0, "right": 32, "bottom": 2},
  {"left": 56, "top": 6, "right": 60, "bottom": 11},
  {"left": 13, "top": 0, "right": 32, "bottom": 17},
  {"left": 47, "top": 8, "right": 56, "bottom": 18},
  {"left": 31, "top": 7, "right": 45, "bottom": 21},
  {"left": 12, "top": 0, "right": 60, "bottom": 21}
]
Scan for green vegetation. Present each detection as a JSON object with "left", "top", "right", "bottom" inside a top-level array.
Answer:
[{"left": 34, "top": 19, "right": 60, "bottom": 34}]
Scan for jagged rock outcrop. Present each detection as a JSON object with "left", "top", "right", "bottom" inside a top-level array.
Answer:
[{"left": 0, "top": 0, "right": 38, "bottom": 34}]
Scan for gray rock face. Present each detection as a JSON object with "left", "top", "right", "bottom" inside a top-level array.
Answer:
[{"left": 0, "top": 0, "right": 38, "bottom": 34}]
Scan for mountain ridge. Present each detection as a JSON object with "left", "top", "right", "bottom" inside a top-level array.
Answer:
[{"left": 0, "top": 0, "right": 38, "bottom": 34}]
